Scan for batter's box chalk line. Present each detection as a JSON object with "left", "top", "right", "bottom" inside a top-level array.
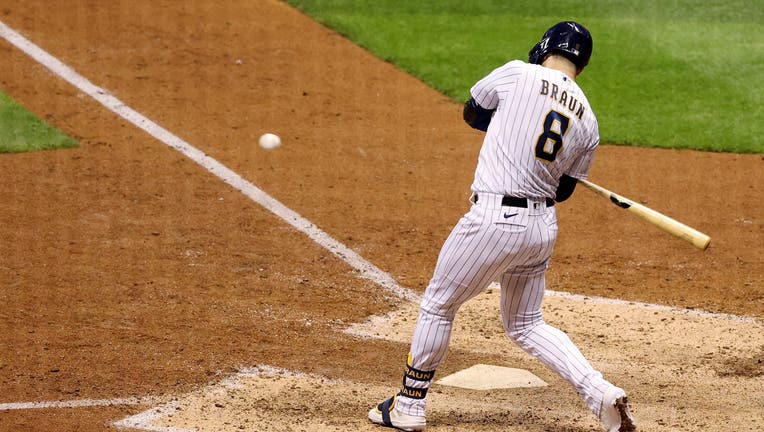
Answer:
[{"left": 112, "top": 365, "right": 351, "bottom": 431}]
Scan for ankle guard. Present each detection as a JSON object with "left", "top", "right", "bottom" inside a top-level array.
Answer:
[
  {"left": 399, "top": 356, "right": 436, "bottom": 400},
  {"left": 404, "top": 363, "right": 435, "bottom": 383},
  {"left": 399, "top": 385, "right": 428, "bottom": 400}
]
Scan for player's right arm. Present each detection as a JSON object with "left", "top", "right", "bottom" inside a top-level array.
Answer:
[
  {"left": 554, "top": 174, "right": 577, "bottom": 202},
  {"left": 557, "top": 124, "right": 599, "bottom": 202}
]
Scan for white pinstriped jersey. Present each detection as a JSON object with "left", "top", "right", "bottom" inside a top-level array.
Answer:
[{"left": 470, "top": 60, "right": 599, "bottom": 199}]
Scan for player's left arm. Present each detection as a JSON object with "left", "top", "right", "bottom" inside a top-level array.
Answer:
[
  {"left": 465, "top": 61, "right": 518, "bottom": 131},
  {"left": 463, "top": 97, "right": 495, "bottom": 131}
]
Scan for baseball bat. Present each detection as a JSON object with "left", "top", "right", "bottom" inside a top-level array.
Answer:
[{"left": 579, "top": 179, "right": 711, "bottom": 250}]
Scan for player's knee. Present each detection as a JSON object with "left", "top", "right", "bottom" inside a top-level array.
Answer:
[
  {"left": 419, "top": 303, "right": 458, "bottom": 320},
  {"left": 420, "top": 294, "right": 466, "bottom": 319},
  {"left": 505, "top": 326, "right": 527, "bottom": 342}
]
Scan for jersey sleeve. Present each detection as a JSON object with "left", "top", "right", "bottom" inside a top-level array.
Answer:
[{"left": 566, "top": 135, "right": 599, "bottom": 180}]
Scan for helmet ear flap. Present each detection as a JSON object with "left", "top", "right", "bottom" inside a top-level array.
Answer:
[{"left": 528, "top": 41, "right": 543, "bottom": 64}]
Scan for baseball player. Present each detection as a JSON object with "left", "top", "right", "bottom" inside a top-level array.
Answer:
[{"left": 368, "top": 22, "right": 636, "bottom": 432}]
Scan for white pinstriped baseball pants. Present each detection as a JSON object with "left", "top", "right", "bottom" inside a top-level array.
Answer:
[{"left": 397, "top": 192, "right": 613, "bottom": 418}]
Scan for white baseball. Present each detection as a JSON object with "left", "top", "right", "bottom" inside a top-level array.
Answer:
[{"left": 259, "top": 133, "right": 281, "bottom": 150}]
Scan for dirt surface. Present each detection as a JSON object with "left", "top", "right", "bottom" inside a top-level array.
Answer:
[
  {"left": 0, "top": 1, "right": 761, "bottom": 431},
  {"left": 128, "top": 292, "right": 763, "bottom": 431}
]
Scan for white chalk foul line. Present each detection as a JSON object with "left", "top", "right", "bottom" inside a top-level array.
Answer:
[
  {"left": 0, "top": 397, "right": 157, "bottom": 411},
  {"left": 0, "top": 20, "right": 419, "bottom": 304}
]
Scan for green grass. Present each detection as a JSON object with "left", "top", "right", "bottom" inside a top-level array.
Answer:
[
  {"left": 0, "top": 91, "right": 78, "bottom": 153},
  {"left": 287, "top": 0, "right": 764, "bottom": 153}
]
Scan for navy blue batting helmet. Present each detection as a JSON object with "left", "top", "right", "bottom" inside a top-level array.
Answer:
[{"left": 528, "top": 21, "right": 593, "bottom": 69}]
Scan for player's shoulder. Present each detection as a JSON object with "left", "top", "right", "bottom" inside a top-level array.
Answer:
[
  {"left": 503, "top": 59, "right": 535, "bottom": 72},
  {"left": 507, "top": 59, "right": 530, "bottom": 68},
  {"left": 485, "top": 60, "right": 538, "bottom": 83},
  {"left": 572, "top": 81, "right": 596, "bottom": 116},
  {"left": 489, "top": 59, "right": 533, "bottom": 74}
]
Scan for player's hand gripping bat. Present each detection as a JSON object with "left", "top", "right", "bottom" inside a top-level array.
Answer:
[{"left": 579, "top": 179, "right": 711, "bottom": 250}]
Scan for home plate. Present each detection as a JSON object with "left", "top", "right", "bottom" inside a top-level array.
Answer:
[{"left": 435, "top": 364, "right": 547, "bottom": 390}]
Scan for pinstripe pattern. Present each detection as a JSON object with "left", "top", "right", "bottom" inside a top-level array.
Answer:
[{"left": 392, "top": 60, "right": 619, "bottom": 422}]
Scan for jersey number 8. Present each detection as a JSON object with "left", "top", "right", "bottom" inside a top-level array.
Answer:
[{"left": 535, "top": 110, "right": 570, "bottom": 162}]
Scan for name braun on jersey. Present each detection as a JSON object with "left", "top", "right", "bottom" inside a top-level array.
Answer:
[{"left": 539, "top": 79, "right": 585, "bottom": 120}]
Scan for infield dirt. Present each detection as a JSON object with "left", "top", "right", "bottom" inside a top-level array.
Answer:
[{"left": 0, "top": 1, "right": 761, "bottom": 431}]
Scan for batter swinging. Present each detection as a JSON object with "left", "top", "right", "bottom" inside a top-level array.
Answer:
[{"left": 369, "top": 22, "right": 636, "bottom": 432}]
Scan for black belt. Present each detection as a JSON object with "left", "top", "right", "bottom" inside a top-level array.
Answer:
[{"left": 475, "top": 194, "right": 554, "bottom": 207}]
